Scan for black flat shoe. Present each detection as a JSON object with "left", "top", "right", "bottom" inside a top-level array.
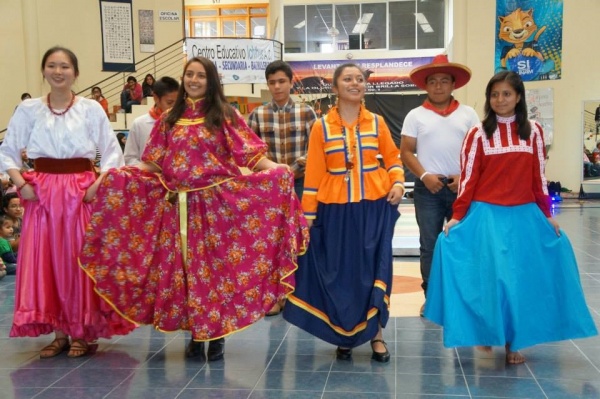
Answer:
[
  {"left": 336, "top": 346, "right": 352, "bottom": 360},
  {"left": 207, "top": 338, "right": 225, "bottom": 361},
  {"left": 185, "top": 339, "right": 206, "bottom": 360},
  {"left": 370, "top": 339, "right": 390, "bottom": 363}
]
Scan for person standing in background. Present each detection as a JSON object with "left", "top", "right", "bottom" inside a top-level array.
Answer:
[
  {"left": 400, "top": 54, "right": 479, "bottom": 316},
  {"left": 248, "top": 60, "right": 317, "bottom": 316},
  {"left": 0, "top": 46, "right": 135, "bottom": 359},
  {"left": 124, "top": 76, "right": 179, "bottom": 165}
]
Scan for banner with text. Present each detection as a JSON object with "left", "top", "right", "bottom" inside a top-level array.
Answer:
[
  {"left": 287, "top": 57, "right": 434, "bottom": 94},
  {"left": 186, "top": 38, "right": 276, "bottom": 84}
]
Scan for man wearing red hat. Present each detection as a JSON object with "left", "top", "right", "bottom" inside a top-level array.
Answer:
[{"left": 400, "top": 54, "right": 479, "bottom": 315}]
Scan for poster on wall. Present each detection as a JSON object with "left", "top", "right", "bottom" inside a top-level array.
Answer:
[
  {"left": 287, "top": 57, "right": 434, "bottom": 94},
  {"left": 100, "top": 0, "right": 135, "bottom": 72},
  {"left": 186, "top": 38, "right": 276, "bottom": 84},
  {"left": 526, "top": 87, "right": 554, "bottom": 145},
  {"left": 495, "top": 0, "right": 563, "bottom": 81},
  {"left": 139, "top": 10, "right": 155, "bottom": 53}
]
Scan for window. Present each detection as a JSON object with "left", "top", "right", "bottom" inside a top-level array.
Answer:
[
  {"left": 186, "top": 4, "right": 268, "bottom": 38},
  {"left": 307, "top": 5, "right": 333, "bottom": 53},
  {"left": 335, "top": 4, "right": 387, "bottom": 50},
  {"left": 283, "top": 1, "right": 446, "bottom": 54},
  {"left": 284, "top": 5, "right": 306, "bottom": 53}
]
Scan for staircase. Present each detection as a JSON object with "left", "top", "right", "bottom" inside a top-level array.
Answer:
[{"left": 110, "top": 100, "right": 153, "bottom": 131}]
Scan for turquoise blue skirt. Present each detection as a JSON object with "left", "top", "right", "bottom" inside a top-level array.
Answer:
[{"left": 424, "top": 201, "right": 597, "bottom": 351}]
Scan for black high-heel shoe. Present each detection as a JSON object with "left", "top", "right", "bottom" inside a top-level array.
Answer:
[
  {"left": 185, "top": 339, "right": 206, "bottom": 360},
  {"left": 370, "top": 339, "right": 390, "bottom": 363},
  {"left": 336, "top": 346, "right": 352, "bottom": 360},
  {"left": 207, "top": 338, "right": 225, "bottom": 361}
]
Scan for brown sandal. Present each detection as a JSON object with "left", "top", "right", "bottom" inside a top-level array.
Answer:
[
  {"left": 67, "top": 339, "right": 98, "bottom": 358},
  {"left": 40, "top": 337, "right": 70, "bottom": 359}
]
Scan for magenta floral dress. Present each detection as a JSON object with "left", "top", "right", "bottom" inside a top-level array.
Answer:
[{"left": 80, "top": 99, "right": 309, "bottom": 340}]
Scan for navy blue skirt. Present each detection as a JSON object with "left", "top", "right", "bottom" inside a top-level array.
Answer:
[
  {"left": 424, "top": 201, "right": 598, "bottom": 351},
  {"left": 283, "top": 197, "right": 400, "bottom": 347}
]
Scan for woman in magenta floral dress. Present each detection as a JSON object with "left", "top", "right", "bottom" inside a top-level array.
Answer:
[{"left": 80, "top": 56, "right": 309, "bottom": 361}]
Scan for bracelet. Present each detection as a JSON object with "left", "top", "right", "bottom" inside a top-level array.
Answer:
[
  {"left": 420, "top": 171, "right": 430, "bottom": 180},
  {"left": 16, "top": 181, "right": 29, "bottom": 191}
]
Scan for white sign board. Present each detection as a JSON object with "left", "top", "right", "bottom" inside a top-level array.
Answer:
[
  {"left": 159, "top": 10, "right": 180, "bottom": 22},
  {"left": 186, "top": 38, "right": 276, "bottom": 84}
]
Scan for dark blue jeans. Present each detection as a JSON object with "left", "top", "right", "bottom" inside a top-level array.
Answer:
[
  {"left": 120, "top": 91, "right": 140, "bottom": 113},
  {"left": 413, "top": 178, "right": 456, "bottom": 295}
]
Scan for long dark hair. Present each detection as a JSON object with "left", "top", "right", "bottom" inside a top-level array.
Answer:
[
  {"left": 165, "top": 57, "right": 236, "bottom": 130},
  {"left": 482, "top": 71, "right": 530, "bottom": 140}
]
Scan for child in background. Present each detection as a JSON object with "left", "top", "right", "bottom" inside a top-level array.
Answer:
[
  {"left": 0, "top": 215, "right": 17, "bottom": 275},
  {"left": 0, "top": 259, "right": 6, "bottom": 280}
]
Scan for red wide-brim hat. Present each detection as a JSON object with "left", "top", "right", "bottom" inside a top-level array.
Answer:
[{"left": 409, "top": 54, "right": 472, "bottom": 90}]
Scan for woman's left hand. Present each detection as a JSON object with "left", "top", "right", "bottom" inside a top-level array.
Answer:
[
  {"left": 386, "top": 186, "right": 404, "bottom": 205},
  {"left": 548, "top": 217, "right": 561, "bottom": 237},
  {"left": 443, "top": 218, "right": 459, "bottom": 236}
]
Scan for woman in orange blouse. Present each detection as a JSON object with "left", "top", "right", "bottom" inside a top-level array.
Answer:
[{"left": 283, "top": 63, "right": 404, "bottom": 363}]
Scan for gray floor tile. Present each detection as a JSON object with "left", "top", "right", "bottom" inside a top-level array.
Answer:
[{"left": 0, "top": 202, "right": 599, "bottom": 398}]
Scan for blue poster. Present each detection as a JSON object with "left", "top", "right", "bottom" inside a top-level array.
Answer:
[{"left": 495, "top": 0, "right": 563, "bottom": 81}]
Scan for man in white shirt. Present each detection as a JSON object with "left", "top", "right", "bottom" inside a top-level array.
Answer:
[
  {"left": 124, "top": 76, "right": 179, "bottom": 165},
  {"left": 400, "top": 55, "right": 479, "bottom": 315}
]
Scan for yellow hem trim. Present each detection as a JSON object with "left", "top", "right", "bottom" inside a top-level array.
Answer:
[
  {"left": 78, "top": 258, "right": 140, "bottom": 328},
  {"left": 286, "top": 281, "right": 388, "bottom": 337},
  {"left": 77, "top": 226, "right": 309, "bottom": 341}
]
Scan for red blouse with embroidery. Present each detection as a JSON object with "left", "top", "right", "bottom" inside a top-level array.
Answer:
[{"left": 453, "top": 115, "right": 551, "bottom": 221}]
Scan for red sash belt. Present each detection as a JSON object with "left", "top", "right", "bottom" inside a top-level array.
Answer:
[{"left": 33, "top": 157, "right": 94, "bottom": 174}]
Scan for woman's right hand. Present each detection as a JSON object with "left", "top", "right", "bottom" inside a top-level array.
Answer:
[
  {"left": 307, "top": 219, "right": 313, "bottom": 228},
  {"left": 443, "top": 218, "right": 459, "bottom": 236},
  {"left": 19, "top": 183, "right": 38, "bottom": 201}
]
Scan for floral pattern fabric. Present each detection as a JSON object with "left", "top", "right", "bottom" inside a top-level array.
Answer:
[{"left": 80, "top": 100, "right": 309, "bottom": 340}]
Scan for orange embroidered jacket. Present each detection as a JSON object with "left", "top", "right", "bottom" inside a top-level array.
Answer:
[{"left": 302, "top": 107, "right": 404, "bottom": 219}]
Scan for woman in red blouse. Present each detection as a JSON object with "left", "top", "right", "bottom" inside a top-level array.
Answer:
[{"left": 424, "top": 71, "right": 597, "bottom": 364}]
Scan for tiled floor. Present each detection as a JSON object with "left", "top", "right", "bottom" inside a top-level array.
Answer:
[{"left": 1, "top": 200, "right": 600, "bottom": 399}]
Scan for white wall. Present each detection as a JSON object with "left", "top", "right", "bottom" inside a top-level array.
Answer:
[{"left": 0, "top": 0, "right": 184, "bottom": 138}]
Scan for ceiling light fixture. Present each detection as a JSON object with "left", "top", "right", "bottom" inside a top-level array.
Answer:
[
  {"left": 415, "top": 12, "right": 434, "bottom": 33},
  {"left": 351, "top": 13, "right": 373, "bottom": 34}
]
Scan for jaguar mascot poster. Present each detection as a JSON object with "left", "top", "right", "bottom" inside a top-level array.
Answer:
[{"left": 495, "top": 0, "right": 563, "bottom": 81}]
